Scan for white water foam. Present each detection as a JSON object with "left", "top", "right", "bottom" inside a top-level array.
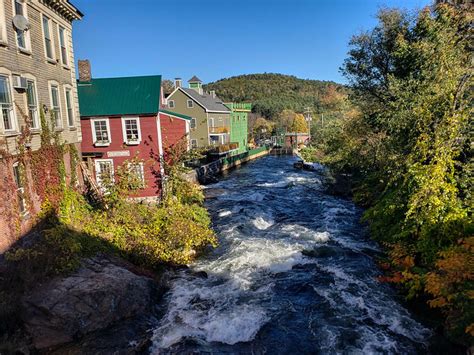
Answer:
[
  {"left": 151, "top": 235, "right": 311, "bottom": 351},
  {"left": 218, "top": 210, "right": 232, "bottom": 217},
  {"left": 253, "top": 215, "right": 274, "bottom": 230}
]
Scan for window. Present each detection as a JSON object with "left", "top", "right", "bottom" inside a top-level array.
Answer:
[
  {"left": 58, "top": 26, "right": 68, "bottom": 65},
  {"left": 0, "top": 75, "right": 15, "bottom": 132},
  {"left": 191, "top": 139, "right": 197, "bottom": 149},
  {"left": 187, "top": 100, "right": 193, "bottom": 108},
  {"left": 168, "top": 100, "right": 175, "bottom": 108},
  {"left": 0, "top": 0, "right": 6, "bottom": 44},
  {"left": 190, "top": 117, "right": 196, "bottom": 129},
  {"left": 65, "top": 88, "right": 74, "bottom": 126},
  {"left": 95, "top": 159, "right": 114, "bottom": 189},
  {"left": 26, "top": 80, "right": 39, "bottom": 129},
  {"left": 122, "top": 117, "right": 141, "bottom": 144},
  {"left": 14, "top": 0, "right": 29, "bottom": 51},
  {"left": 42, "top": 15, "right": 53, "bottom": 59},
  {"left": 13, "top": 162, "right": 26, "bottom": 213},
  {"left": 50, "top": 84, "right": 62, "bottom": 128},
  {"left": 91, "top": 118, "right": 110, "bottom": 146},
  {"left": 128, "top": 162, "right": 145, "bottom": 187}
]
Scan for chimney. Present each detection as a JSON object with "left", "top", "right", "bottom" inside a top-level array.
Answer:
[
  {"left": 210, "top": 90, "right": 216, "bottom": 98},
  {"left": 174, "top": 78, "right": 182, "bottom": 89},
  {"left": 78, "top": 59, "right": 91, "bottom": 82}
]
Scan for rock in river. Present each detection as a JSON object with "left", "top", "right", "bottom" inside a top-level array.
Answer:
[{"left": 21, "top": 256, "right": 159, "bottom": 350}]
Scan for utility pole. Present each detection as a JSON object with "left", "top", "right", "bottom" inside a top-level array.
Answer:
[{"left": 304, "top": 107, "right": 313, "bottom": 143}]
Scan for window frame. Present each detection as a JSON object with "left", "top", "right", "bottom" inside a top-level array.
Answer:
[
  {"left": 42, "top": 14, "right": 55, "bottom": 61},
  {"left": 190, "top": 117, "right": 196, "bottom": 129},
  {"left": 64, "top": 86, "right": 74, "bottom": 127},
  {"left": 25, "top": 78, "right": 40, "bottom": 130},
  {"left": 94, "top": 159, "right": 114, "bottom": 189},
  {"left": 0, "top": 74, "right": 17, "bottom": 134},
  {"left": 168, "top": 100, "right": 175, "bottom": 108},
  {"left": 91, "top": 118, "right": 111, "bottom": 147},
  {"left": 121, "top": 116, "right": 141, "bottom": 145},
  {"left": 0, "top": 0, "right": 7, "bottom": 45},
  {"left": 128, "top": 161, "right": 145, "bottom": 188},
  {"left": 58, "top": 25, "right": 68, "bottom": 66},
  {"left": 49, "top": 83, "right": 62, "bottom": 129},
  {"left": 12, "top": 161, "right": 27, "bottom": 214},
  {"left": 191, "top": 139, "right": 197, "bottom": 149},
  {"left": 13, "top": 0, "right": 31, "bottom": 52},
  {"left": 186, "top": 99, "right": 194, "bottom": 108}
]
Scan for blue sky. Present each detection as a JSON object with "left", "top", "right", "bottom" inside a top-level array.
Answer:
[{"left": 73, "top": 0, "right": 430, "bottom": 84}]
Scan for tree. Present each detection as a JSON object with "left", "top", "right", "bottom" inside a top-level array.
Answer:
[
  {"left": 324, "top": 4, "right": 473, "bottom": 345},
  {"left": 288, "top": 113, "right": 308, "bottom": 133},
  {"left": 162, "top": 79, "right": 174, "bottom": 95}
]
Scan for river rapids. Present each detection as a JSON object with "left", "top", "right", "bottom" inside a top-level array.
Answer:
[{"left": 150, "top": 156, "right": 432, "bottom": 354}]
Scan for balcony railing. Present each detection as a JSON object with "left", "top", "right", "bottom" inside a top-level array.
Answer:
[
  {"left": 209, "top": 142, "right": 239, "bottom": 155},
  {"left": 225, "top": 102, "right": 252, "bottom": 111},
  {"left": 209, "top": 126, "right": 229, "bottom": 134}
]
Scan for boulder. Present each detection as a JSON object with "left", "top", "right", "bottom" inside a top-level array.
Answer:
[{"left": 21, "top": 257, "right": 158, "bottom": 350}]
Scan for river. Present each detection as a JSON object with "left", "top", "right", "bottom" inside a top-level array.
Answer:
[{"left": 150, "top": 155, "right": 432, "bottom": 354}]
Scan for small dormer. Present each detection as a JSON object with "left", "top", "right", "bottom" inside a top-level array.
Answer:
[{"left": 188, "top": 75, "right": 203, "bottom": 94}]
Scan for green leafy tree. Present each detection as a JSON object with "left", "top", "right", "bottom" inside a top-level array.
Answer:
[{"left": 320, "top": 4, "right": 473, "bottom": 345}]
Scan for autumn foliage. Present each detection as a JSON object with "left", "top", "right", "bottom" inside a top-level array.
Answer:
[{"left": 310, "top": 4, "right": 473, "bottom": 346}]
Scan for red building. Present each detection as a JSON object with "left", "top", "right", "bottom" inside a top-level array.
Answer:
[{"left": 78, "top": 65, "right": 190, "bottom": 201}]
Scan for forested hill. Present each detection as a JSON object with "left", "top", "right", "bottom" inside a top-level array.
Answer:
[{"left": 203, "top": 73, "right": 346, "bottom": 119}]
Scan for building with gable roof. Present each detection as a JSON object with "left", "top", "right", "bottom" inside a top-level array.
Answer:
[
  {"left": 166, "top": 76, "right": 236, "bottom": 151},
  {"left": 77, "top": 61, "right": 191, "bottom": 200}
]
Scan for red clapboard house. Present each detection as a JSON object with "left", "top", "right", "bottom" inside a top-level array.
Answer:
[{"left": 77, "top": 67, "right": 190, "bottom": 201}]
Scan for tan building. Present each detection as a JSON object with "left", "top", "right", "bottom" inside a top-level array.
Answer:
[
  {"left": 166, "top": 76, "right": 233, "bottom": 150},
  {"left": 0, "top": 0, "right": 82, "bottom": 252}
]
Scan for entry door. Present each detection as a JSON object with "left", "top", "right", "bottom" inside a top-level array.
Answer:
[{"left": 95, "top": 159, "right": 114, "bottom": 188}]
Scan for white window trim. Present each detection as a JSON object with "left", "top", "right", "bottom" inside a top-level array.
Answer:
[
  {"left": 91, "top": 118, "right": 111, "bottom": 146},
  {"left": 0, "top": 71, "right": 18, "bottom": 134},
  {"left": 63, "top": 85, "right": 74, "bottom": 127},
  {"left": 26, "top": 78, "right": 40, "bottom": 130},
  {"left": 49, "top": 81, "right": 62, "bottom": 129},
  {"left": 12, "top": 161, "right": 27, "bottom": 214},
  {"left": 121, "top": 116, "right": 141, "bottom": 145},
  {"left": 94, "top": 159, "right": 114, "bottom": 189},
  {"left": 0, "top": 0, "right": 8, "bottom": 45},
  {"left": 12, "top": 0, "right": 31, "bottom": 52},
  {"left": 41, "top": 14, "right": 56, "bottom": 62},
  {"left": 128, "top": 161, "right": 146, "bottom": 187},
  {"left": 168, "top": 100, "right": 175, "bottom": 108},
  {"left": 191, "top": 139, "right": 197, "bottom": 148},
  {"left": 190, "top": 117, "right": 196, "bottom": 129},
  {"left": 22, "top": 73, "right": 40, "bottom": 131},
  {"left": 57, "top": 25, "right": 69, "bottom": 67},
  {"left": 187, "top": 99, "right": 194, "bottom": 108}
]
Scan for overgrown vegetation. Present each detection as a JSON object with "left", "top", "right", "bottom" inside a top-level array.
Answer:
[
  {"left": 303, "top": 4, "right": 473, "bottom": 346},
  {"left": 0, "top": 113, "right": 216, "bottom": 339},
  {"left": 204, "top": 73, "right": 346, "bottom": 120}
]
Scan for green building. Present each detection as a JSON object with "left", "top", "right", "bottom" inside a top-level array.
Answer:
[{"left": 225, "top": 102, "right": 251, "bottom": 154}]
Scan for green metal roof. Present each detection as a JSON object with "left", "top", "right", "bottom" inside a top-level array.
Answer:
[
  {"left": 159, "top": 109, "right": 191, "bottom": 121},
  {"left": 78, "top": 75, "right": 162, "bottom": 117}
]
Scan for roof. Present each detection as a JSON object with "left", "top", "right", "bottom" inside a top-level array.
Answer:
[
  {"left": 188, "top": 76, "right": 202, "bottom": 83},
  {"left": 159, "top": 109, "right": 191, "bottom": 121},
  {"left": 44, "top": 0, "right": 83, "bottom": 20},
  {"left": 181, "top": 88, "right": 230, "bottom": 113},
  {"left": 78, "top": 75, "right": 162, "bottom": 117}
]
